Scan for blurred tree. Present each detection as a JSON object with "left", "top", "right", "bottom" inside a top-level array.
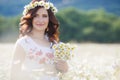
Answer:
[
  {"left": 0, "top": 8, "right": 120, "bottom": 43},
  {"left": 56, "top": 8, "right": 120, "bottom": 43}
]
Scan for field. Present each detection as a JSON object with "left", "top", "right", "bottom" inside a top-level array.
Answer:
[{"left": 0, "top": 43, "right": 120, "bottom": 80}]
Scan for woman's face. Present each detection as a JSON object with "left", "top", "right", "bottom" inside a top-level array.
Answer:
[{"left": 32, "top": 8, "right": 49, "bottom": 32}]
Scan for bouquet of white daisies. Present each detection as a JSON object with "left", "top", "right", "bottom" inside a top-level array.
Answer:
[{"left": 52, "top": 42, "right": 76, "bottom": 61}]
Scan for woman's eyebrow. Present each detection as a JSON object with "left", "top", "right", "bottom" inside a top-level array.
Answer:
[{"left": 36, "top": 13, "right": 48, "bottom": 15}]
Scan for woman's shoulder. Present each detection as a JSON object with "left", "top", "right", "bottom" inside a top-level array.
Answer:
[
  {"left": 15, "top": 36, "right": 31, "bottom": 48},
  {"left": 15, "top": 36, "right": 32, "bottom": 52},
  {"left": 16, "top": 36, "right": 29, "bottom": 44},
  {"left": 16, "top": 36, "right": 26, "bottom": 44}
]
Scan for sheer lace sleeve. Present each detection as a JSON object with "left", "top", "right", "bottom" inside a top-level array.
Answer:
[{"left": 16, "top": 37, "right": 33, "bottom": 54}]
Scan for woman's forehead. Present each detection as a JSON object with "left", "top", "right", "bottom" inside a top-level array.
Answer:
[{"left": 36, "top": 8, "right": 48, "bottom": 15}]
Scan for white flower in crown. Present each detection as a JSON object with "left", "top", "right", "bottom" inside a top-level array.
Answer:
[
  {"left": 34, "top": 2, "right": 39, "bottom": 6},
  {"left": 52, "top": 7, "right": 58, "bottom": 13},
  {"left": 30, "top": 3, "right": 35, "bottom": 9},
  {"left": 23, "top": 1, "right": 58, "bottom": 16},
  {"left": 38, "top": 1, "right": 45, "bottom": 6},
  {"left": 24, "top": 5, "right": 29, "bottom": 10},
  {"left": 49, "top": 3, "right": 54, "bottom": 7},
  {"left": 23, "top": 5, "right": 29, "bottom": 15},
  {"left": 44, "top": 2, "right": 50, "bottom": 9}
]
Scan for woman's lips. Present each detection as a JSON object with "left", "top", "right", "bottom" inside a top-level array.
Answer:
[{"left": 36, "top": 24, "right": 44, "bottom": 26}]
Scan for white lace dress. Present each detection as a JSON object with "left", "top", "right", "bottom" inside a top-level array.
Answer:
[{"left": 16, "top": 36, "right": 59, "bottom": 80}]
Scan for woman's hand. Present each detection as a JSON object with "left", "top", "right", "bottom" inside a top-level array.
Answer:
[{"left": 55, "top": 60, "right": 68, "bottom": 73}]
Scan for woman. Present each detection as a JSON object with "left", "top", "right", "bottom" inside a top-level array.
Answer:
[{"left": 10, "top": 0, "right": 68, "bottom": 80}]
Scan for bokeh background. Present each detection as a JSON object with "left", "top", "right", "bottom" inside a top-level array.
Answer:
[
  {"left": 0, "top": 0, "right": 120, "bottom": 42},
  {"left": 0, "top": 0, "right": 120, "bottom": 80}
]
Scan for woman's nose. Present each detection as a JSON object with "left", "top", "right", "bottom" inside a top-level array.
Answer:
[{"left": 37, "top": 17, "right": 44, "bottom": 22}]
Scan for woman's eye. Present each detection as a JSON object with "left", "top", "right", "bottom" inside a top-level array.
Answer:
[
  {"left": 43, "top": 14, "right": 48, "bottom": 18},
  {"left": 33, "top": 14, "right": 48, "bottom": 18},
  {"left": 34, "top": 14, "right": 39, "bottom": 17}
]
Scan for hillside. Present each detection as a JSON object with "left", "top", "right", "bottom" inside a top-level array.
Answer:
[{"left": 0, "top": 0, "right": 120, "bottom": 16}]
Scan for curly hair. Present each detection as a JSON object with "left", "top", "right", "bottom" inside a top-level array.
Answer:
[{"left": 19, "top": 0, "right": 60, "bottom": 43}]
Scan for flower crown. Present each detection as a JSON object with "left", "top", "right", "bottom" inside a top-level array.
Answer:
[{"left": 23, "top": 1, "right": 58, "bottom": 16}]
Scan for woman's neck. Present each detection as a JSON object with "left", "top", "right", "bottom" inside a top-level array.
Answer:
[{"left": 28, "top": 30, "right": 46, "bottom": 40}]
